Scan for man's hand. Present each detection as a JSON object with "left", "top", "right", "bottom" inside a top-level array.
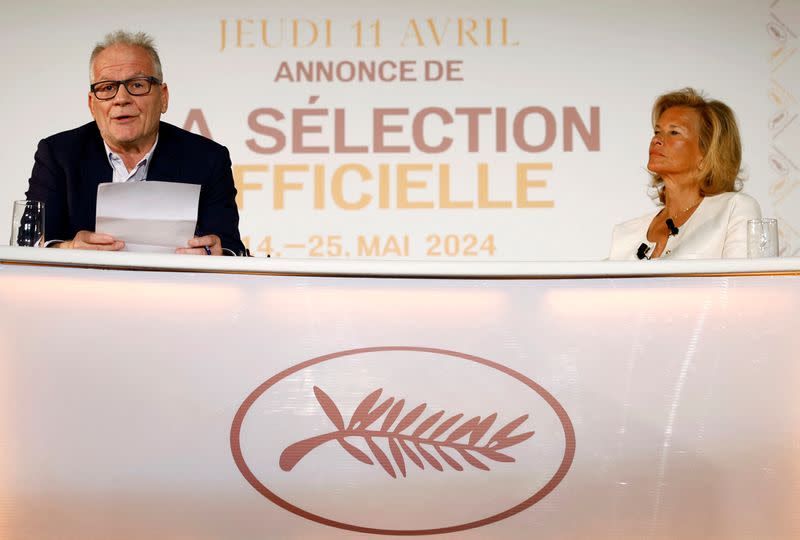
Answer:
[
  {"left": 56, "top": 231, "right": 125, "bottom": 251},
  {"left": 176, "top": 234, "right": 222, "bottom": 256}
]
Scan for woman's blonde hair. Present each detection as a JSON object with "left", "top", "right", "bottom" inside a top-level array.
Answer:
[{"left": 650, "top": 88, "right": 742, "bottom": 202}]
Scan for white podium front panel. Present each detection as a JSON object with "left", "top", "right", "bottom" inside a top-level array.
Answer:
[{"left": 0, "top": 260, "right": 798, "bottom": 539}]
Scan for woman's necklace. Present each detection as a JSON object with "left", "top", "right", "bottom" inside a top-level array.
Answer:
[
  {"left": 667, "top": 198, "right": 703, "bottom": 222},
  {"left": 663, "top": 197, "right": 703, "bottom": 236}
]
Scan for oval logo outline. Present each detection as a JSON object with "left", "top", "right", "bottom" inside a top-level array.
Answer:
[{"left": 230, "top": 346, "right": 576, "bottom": 535}]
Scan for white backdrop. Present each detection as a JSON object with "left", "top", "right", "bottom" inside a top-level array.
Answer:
[{"left": 0, "top": 0, "right": 798, "bottom": 260}]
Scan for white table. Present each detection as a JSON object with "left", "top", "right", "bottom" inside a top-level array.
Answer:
[{"left": 1, "top": 247, "right": 798, "bottom": 539}]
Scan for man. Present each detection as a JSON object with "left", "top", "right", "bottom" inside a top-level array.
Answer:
[{"left": 26, "top": 31, "right": 244, "bottom": 255}]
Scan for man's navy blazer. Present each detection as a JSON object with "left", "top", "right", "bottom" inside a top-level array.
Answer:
[{"left": 26, "top": 121, "right": 245, "bottom": 253}]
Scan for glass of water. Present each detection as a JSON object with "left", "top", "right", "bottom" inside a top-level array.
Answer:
[
  {"left": 747, "top": 218, "right": 779, "bottom": 258},
  {"left": 9, "top": 200, "right": 45, "bottom": 247}
]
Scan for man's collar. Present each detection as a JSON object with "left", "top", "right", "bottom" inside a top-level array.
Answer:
[{"left": 104, "top": 133, "right": 159, "bottom": 170}]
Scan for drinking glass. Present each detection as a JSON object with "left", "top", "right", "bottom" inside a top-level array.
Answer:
[
  {"left": 9, "top": 200, "right": 45, "bottom": 247},
  {"left": 747, "top": 218, "right": 779, "bottom": 258}
]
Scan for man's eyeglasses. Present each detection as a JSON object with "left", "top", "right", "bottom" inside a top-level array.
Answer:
[{"left": 89, "top": 76, "right": 162, "bottom": 100}]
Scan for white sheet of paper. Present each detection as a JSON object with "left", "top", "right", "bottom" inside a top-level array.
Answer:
[{"left": 95, "top": 181, "right": 200, "bottom": 253}]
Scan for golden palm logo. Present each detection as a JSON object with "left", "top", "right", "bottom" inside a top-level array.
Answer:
[{"left": 280, "top": 386, "right": 534, "bottom": 477}]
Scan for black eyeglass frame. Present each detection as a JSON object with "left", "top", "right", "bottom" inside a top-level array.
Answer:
[{"left": 89, "top": 76, "right": 162, "bottom": 100}]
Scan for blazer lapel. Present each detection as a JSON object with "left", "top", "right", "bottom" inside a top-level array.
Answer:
[
  {"left": 81, "top": 125, "right": 113, "bottom": 189},
  {"left": 79, "top": 125, "right": 113, "bottom": 230},
  {"left": 147, "top": 122, "right": 185, "bottom": 182}
]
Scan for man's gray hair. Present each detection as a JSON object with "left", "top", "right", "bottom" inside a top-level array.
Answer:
[{"left": 89, "top": 30, "right": 163, "bottom": 81}]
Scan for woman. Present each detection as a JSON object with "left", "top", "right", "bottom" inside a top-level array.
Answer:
[{"left": 609, "top": 88, "right": 761, "bottom": 260}]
